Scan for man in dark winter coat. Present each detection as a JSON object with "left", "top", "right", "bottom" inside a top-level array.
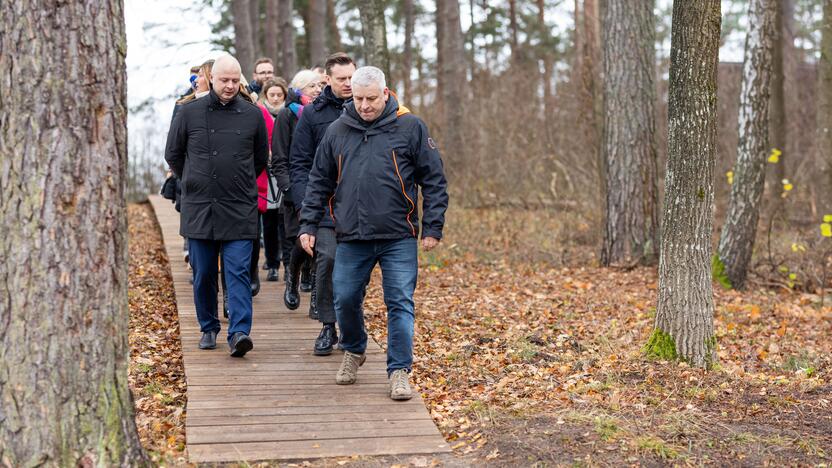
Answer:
[
  {"left": 165, "top": 55, "right": 269, "bottom": 358},
  {"left": 298, "top": 66, "right": 448, "bottom": 400},
  {"left": 290, "top": 52, "right": 356, "bottom": 356}
]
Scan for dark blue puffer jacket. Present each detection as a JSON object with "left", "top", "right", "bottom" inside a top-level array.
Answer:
[{"left": 298, "top": 94, "right": 448, "bottom": 242}]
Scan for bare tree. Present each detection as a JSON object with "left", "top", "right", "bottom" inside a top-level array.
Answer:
[
  {"left": 358, "top": 0, "right": 391, "bottom": 78},
  {"left": 436, "top": 0, "right": 466, "bottom": 159},
  {"left": 600, "top": 0, "right": 659, "bottom": 267},
  {"left": 403, "top": 0, "right": 415, "bottom": 102},
  {"left": 0, "top": 0, "right": 148, "bottom": 464},
  {"left": 717, "top": 0, "right": 777, "bottom": 289},
  {"left": 327, "top": 0, "right": 343, "bottom": 52},
  {"left": 233, "top": 0, "right": 256, "bottom": 77},
  {"left": 768, "top": 0, "right": 795, "bottom": 210},
  {"left": 819, "top": 0, "right": 832, "bottom": 215},
  {"left": 249, "top": 0, "right": 261, "bottom": 59},
  {"left": 279, "top": 0, "right": 297, "bottom": 78},
  {"left": 308, "top": 0, "right": 327, "bottom": 67},
  {"left": 649, "top": 0, "right": 721, "bottom": 368}
]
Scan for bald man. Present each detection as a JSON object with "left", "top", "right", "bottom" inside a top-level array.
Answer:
[{"left": 165, "top": 55, "right": 269, "bottom": 357}]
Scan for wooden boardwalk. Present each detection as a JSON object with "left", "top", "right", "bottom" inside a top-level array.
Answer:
[{"left": 148, "top": 196, "right": 450, "bottom": 463}]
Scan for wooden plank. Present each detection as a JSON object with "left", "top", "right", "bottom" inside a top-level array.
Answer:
[
  {"left": 187, "top": 436, "right": 451, "bottom": 463},
  {"left": 147, "top": 195, "right": 448, "bottom": 463}
]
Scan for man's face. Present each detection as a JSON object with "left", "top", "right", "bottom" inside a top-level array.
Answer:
[
  {"left": 211, "top": 67, "right": 241, "bottom": 102},
  {"left": 253, "top": 63, "right": 274, "bottom": 83},
  {"left": 328, "top": 63, "right": 355, "bottom": 99},
  {"left": 352, "top": 84, "right": 389, "bottom": 122}
]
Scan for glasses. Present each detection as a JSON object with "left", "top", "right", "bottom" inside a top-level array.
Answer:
[{"left": 256, "top": 69, "right": 274, "bottom": 75}]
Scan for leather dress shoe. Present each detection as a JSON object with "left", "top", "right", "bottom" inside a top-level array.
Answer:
[
  {"left": 250, "top": 276, "right": 261, "bottom": 297},
  {"left": 199, "top": 331, "right": 218, "bottom": 350},
  {"left": 313, "top": 324, "right": 338, "bottom": 356},
  {"left": 229, "top": 332, "right": 253, "bottom": 357},
  {"left": 267, "top": 268, "right": 278, "bottom": 282},
  {"left": 222, "top": 294, "right": 229, "bottom": 318}
]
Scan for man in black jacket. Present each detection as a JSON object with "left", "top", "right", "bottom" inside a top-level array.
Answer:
[
  {"left": 299, "top": 66, "right": 448, "bottom": 400},
  {"left": 165, "top": 55, "right": 269, "bottom": 357},
  {"left": 290, "top": 53, "right": 356, "bottom": 356}
]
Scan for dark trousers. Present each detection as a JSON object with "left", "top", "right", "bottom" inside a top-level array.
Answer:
[
  {"left": 333, "top": 238, "right": 418, "bottom": 375},
  {"left": 314, "top": 227, "right": 337, "bottom": 324},
  {"left": 263, "top": 209, "right": 290, "bottom": 269},
  {"left": 189, "top": 238, "right": 253, "bottom": 343}
]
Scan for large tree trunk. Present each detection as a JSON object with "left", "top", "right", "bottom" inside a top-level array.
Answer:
[
  {"left": 574, "top": 0, "right": 604, "bottom": 212},
  {"left": 265, "top": 0, "right": 280, "bottom": 69},
  {"left": 327, "top": 0, "right": 342, "bottom": 53},
  {"left": 358, "top": 0, "right": 391, "bottom": 78},
  {"left": 250, "top": 0, "right": 262, "bottom": 59},
  {"left": 279, "top": 0, "right": 297, "bottom": 78},
  {"left": 600, "top": 0, "right": 659, "bottom": 267},
  {"left": 436, "top": 0, "right": 466, "bottom": 159},
  {"left": 233, "top": 0, "right": 257, "bottom": 77},
  {"left": 767, "top": 0, "right": 793, "bottom": 211},
  {"left": 0, "top": 1, "right": 147, "bottom": 464},
  {"left": 308, "top": 0, "right": 327, "bottom": 67},
  {"left": 819, "top": 0, "right": 832, "bottom": 215},
  {"left": 717, "top": 0, "right": 777, "bottom": 290},
  {"left": 650, "top": 0, "right": 721, "bottom": 368},
  {"left": 402, "top": 0, "right": 415, "bottom": 102}
]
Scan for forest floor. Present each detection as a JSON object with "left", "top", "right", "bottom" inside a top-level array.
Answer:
[{"left": 128, "top": 202, "right": 832, "bottom": 467}]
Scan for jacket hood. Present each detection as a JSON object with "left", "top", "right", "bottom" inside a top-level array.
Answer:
[
  {"left": 313, "top": 85, "right": 346, "bottom": 111},
  {"left": 342, "top": 92, "right": 408, "bottom": 135}
]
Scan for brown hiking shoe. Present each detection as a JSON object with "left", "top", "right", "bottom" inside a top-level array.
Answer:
[
  {"left": 336, "top": 351, "right": 366, "bottom": 385},
  {"left": 389, "top": 369, "right": 413, "bottom": 400}
]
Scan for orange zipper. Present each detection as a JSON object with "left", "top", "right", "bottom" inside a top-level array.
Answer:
[{"left": 391, "top": 150, "right": 416, "bottom": 237}]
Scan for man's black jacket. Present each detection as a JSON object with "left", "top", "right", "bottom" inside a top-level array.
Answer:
[
  {"left": 165, "top": 89, "right": 269, "bottom": 240},
  {"left": 289, "top": 86, "right": 345, "bottom": 229},
  {"left": 299, "top": 94, "right": 448, "bottom": 242}
]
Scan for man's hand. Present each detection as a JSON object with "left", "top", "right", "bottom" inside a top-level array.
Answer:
[
  {"left": 421, "top": 237, "right": 439, "bottom": 251},
  {"left": 300, "top": 233, "right": 316, "bottom": 256}
]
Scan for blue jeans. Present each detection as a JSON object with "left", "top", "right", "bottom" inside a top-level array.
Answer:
[
  {"left": 189, "top": 238, "right": 253, "bottom": 343},
  {"left": 333, "top": 238, "right": 418, "bottom": 375}
]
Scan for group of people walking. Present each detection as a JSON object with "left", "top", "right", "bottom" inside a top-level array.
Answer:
[{"left": 164, "top": 52, "right": 448, "bottom": 400}]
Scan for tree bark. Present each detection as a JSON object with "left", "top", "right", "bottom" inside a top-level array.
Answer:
[
  {"left": 250, "top": 0, "right": 262, "bottom": 59},
  {"left": 818, "top": 0, "right": 832, "bottom": 215},
  {"left": 402, "top": 0, "right": 415, "bottom": 103},
  {"left": 308, "top": 0, "right": 327, "bottom": 67},
  {"left": 233, "top": 0, "right": 257, "bottom": 77},
  {"left": 436, "top": 0, "right": 466, "bottom": 159},
  {"left": 327, "top": 0, "right": 342, "bottom": 53},
  {"left": 0, "top": 0, "right": 147, "bottom": 464},
  {"left": 600, "top": 0, "right": 659, "bottom": 267},
  {"left": 358, "top": 0, "right": 391, "bottom": 78},
  {"left": 717, "top": 0, "right": 777, "bottom": 290},
  {"left": 537, "top": 0, "right": 554, "bottom": 115},
  {"left": 265, "top": 0, "right": 280, "bottom": 69},
  {"left": 768, "top": 0, "right": 793, "bottom": 210},
  {"left": 653, "top": 0, "right": 721, "bottom": 368},
  {"left": 279, "top": 0, "right": 297, "bottom": 78}
]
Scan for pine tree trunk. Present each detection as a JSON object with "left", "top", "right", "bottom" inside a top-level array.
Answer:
[
  {"left": 249, "top": 0, "right": 261, "bottom": 59},
  {"left": 403, "top": 0, "right": 415, "bottom": 103},
  {"left": 233, "top": 0, "right": 257, "bottom": 77},
  {"left": 819, "top": 0, "right": 832, "bottom": 215},
  {"left": 717, "top": 0, "right": 777, "bottom": 290},
  {"left": 279, "top": 0, "right": 297, "bottom": 78},
  {"left": 265, "top": 0, "right": 280, "bottom": 69},
  {"left": 537, "top": 0, "right": 554, "bottom": 115},
  {"left": 436, "top": 0, "right": 466, "bottom": 159},
  {"left": 0, "top": 1, "right": 147, "bottom": 464},
  {"left": 768, "top": 0, "right": 791, "bottom": 210},
  {"left": 653, "top": 0, "right": 721, "bottom": 368},
  {"left": 308, "top": 0, "right": 327, "bottom": 67},
  {"left": 327, "top": 0, "right": 342, "bottom": 52},
  {"left": 600, "top": 0, "right": 659, "bottom": 267},
  {"left": 358, "top": 0, "right": 391, "bottom": 79}
]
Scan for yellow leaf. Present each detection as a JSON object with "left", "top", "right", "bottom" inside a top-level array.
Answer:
[
  {"left": 788, "top": 273, "right": 797, "bottom": 280},
  {"left": 791, "top": 243, "right": 799, "bottom": 252},
  {"left": 824, "top": 214, "right": 832, "bottom": 223},
  {"left": 726, "top": 171, "right": 734, "bottom": 184},
  {"left": 768, "top": 148, "right": 782, "bottom": 163},
  {"left": 822, "top": 223, "right": 832, "bottom": 238}
]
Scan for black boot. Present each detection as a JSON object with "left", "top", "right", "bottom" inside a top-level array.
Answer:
[
  {"left": 283, "top": 266, "right": 300, "bottom": 310},
  {"left": 314, "top": 323, "right": 338, "bottom": 356},
  {"left": 267, "top": 268, "right": 278, "bottom": 282},
  {"left": 308, "top": 279, "right": 319, "bottom": 320},
  {"left": 300, "top": 262, "right": 313, "bottom": 292},
  {"left": 250, "top": 274, "right": 261, "bottom": 297}
]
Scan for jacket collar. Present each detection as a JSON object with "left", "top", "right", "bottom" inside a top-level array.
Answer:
[
  {"left": 342, "top": 93, "right": 400, "bottom": 136},
  {"left": 313, "top": 86, "right": 345, "bottom": 111},
  {"left": 208, "top": 88, "right": 241, "bottom": 109}
]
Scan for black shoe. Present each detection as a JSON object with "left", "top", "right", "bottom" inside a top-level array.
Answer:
[
  {"left": 223, "top": 295, "right": 229, "bottom": 318},
  {"left": 199, "top": 331, "right": 218, "bottom": 350},
  {"left": 314, "top": 324, "right": 338, "bottom": 356},
  {"left": 229, "top": 332, "right": 253, "bottom": 357},
  {"left": 283, "top": 267, "right": 300, "bottom": 310},
  {"left": 308, "top": 284, "right": 319, "bottom": 320},
  {"left": 283, "top": 268, "right": 289, "bottom": 282},
  {"left": 300, "top": 265, "right": 313, "bottom": 292},
  {"left": 262, "top": 263, "right": 270, "bottom": 270},
  {"left": 267, "top": 268, "right": 278, "bottom": 282},
  {"left": 250, "top": 276, "right": 261, "bottom": 297}
]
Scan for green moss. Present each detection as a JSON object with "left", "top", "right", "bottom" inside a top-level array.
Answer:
[
  {"left": 711, "top": 255, "right": 733, "bottom": 290},
  {"left": 643, "top": 329, "right": 677, "bottom": 360}
]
